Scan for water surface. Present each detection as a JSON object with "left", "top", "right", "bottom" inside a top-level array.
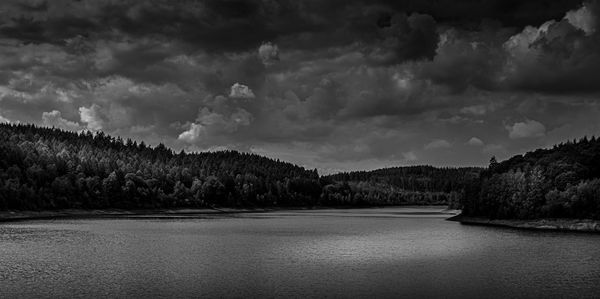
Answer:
[{"left": 1, "top": 207, "right": 600, "bottom": 298}]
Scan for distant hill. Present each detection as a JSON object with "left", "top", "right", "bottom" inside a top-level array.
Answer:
[
  {"left": 463, "top": 137, "right": 600, "bottom": 219},
  {"left": 324, "top": 166, "right": 482, "bottom": 207},
  {"left": 0, "top": 123, "right": 478, "bottom": 210}
]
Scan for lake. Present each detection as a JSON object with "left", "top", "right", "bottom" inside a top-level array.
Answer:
[{"left": 1, "top": 207, "right": 600, "bottom": 298}]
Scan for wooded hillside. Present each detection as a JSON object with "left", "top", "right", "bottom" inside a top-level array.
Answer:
[
  {"left": 463, "top": 137, "right": 600, "bottom": 219},
  {"left": 0, "top": 123, "right": 476, "bottom": 210}
]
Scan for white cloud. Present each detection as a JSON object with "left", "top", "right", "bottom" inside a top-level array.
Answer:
[
  {"left": 178, "top": 123, "right": 205, "bottom": 143},
  {"left": 467, "top": 137, "right": 484, "bottom": 146},
  {"left": 178, "top": 107, "right": 252, "bottom": 145},
  {"left": 424, "top": 139, "right": 452, "bottom": 150},
  {"left": 42, "top": 110, "right": 81, "bottom": 131},
  {"left": 258, "top": 42, "right": 280, "bottom": 65},
  {"left": 502, "top": 21, "right": 556, "bottom": 75},
  {"left": 565, "top": 4, "right": 596, "bottom": 35},
  {"left": 0, "top": 114, "right": 10, "bottom": 123},
  {"left": 507, "top": 119, "right": 546, "bottom": 139},
  {"left": 229, "top": 83, "right": 255, "bottom": 99},
  {"left": 79, "top": 104, "right": 105, "bottom": 131}
]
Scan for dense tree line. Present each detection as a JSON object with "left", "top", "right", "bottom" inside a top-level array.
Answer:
[
  {"left": 325, "top": 166, "right": 481, "bottom": 208},
  {"left": 0, "top": 123, "right": 476, "bottom": 210},
  {"left": 0, "top": 123, "right": 321, "bottom": 210},
  {"left": 463, "top": 137, "right": 600, "bottom": 220}
]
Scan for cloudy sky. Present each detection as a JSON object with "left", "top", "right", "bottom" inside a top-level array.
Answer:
[{"left": 1, "top": 0, "right": 600, "bottom": 173}]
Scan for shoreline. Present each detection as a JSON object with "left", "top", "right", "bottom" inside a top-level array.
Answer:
[
  {"left": 0, "top": 205, "right": 454, "bottom": 223},
  {"left": 448, "top": 214, "right": 600, "bottom": 233},
  {"left": 0, "top": 208, "right": 244, "bottom": 222}
]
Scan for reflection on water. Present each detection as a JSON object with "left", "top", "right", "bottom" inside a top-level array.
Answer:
[{"left": 1, "top": 207, "right": 600, "bottom": 298}]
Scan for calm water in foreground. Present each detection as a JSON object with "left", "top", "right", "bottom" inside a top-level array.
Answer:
[{"left": 1, "top": 207, "right": 600, "bottom": 298}]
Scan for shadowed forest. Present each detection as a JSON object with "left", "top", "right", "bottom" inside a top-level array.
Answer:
[
  {"left": 0, "top": 124, "right": 476, "bottom": 210},
  {"left": 463, "top": 137, "right": 600, "bottom": 220},
  {"left": 1, "top": 123, "right": 599, "bottom": 220}
]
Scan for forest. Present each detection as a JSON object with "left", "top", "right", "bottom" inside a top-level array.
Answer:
[
  {"left": 5, "top": 123, "right": 597, "bottom": 219},
  {"left": 462, "top": 137, "right": 600, "bottom": 220},
  {"left": 0, "top": 123, "right": 474, "bottom": 210},
  {"left": 325, "top": 166, "right": 481, "bottom": 208}
]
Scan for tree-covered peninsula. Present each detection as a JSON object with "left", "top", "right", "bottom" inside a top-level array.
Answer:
[{"left": 462, "top": 137, "right": 600, "bottom": 220}]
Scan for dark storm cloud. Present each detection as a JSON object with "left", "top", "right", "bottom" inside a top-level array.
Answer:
[
  {"left": 414, "top": 24, "right": 512, "bottom": 93},
  {"left": 2, "top": 0, "right": 600, "bottom": 172},
  {"left": 404, "top": 0, "right": 600, "bottom": 95},
  {"left": 365, "top": 13, "right": 439, "bottom": 64},
  {"left": 500, "top": 1, "right": 600, "bottom": 93},
  {"left": 0, "top": 0, "right": 584, "bottom": 49},
  {"left": 381, "top": 0, "right": 583, "bottom": 28}
]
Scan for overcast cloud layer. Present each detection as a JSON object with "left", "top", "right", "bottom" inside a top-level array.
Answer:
[{"left": 1, "top": 0, "right": 600, "bottom": 173}]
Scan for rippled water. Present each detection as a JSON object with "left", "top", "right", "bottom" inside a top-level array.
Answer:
[{"left": 1, "top": 207, "right": 600, "bottom": 298}]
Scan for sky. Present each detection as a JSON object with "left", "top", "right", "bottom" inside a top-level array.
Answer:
[{"left": 1, "top": 0, "right": 600, "bottom": 174}]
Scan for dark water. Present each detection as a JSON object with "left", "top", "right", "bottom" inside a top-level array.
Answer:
[{"left": 1, "top": 207, "right": 600, "bottom": 298}]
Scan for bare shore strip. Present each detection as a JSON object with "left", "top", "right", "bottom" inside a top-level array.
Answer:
[
  {"left": 449, "top": 214, "right": 600, "bottom": 233},
  {"left": 0, "top": 206, "right": 456, "bottom": 223},
  {"left": 0, "top": 208, "right": 270, "bottom": 222}
]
